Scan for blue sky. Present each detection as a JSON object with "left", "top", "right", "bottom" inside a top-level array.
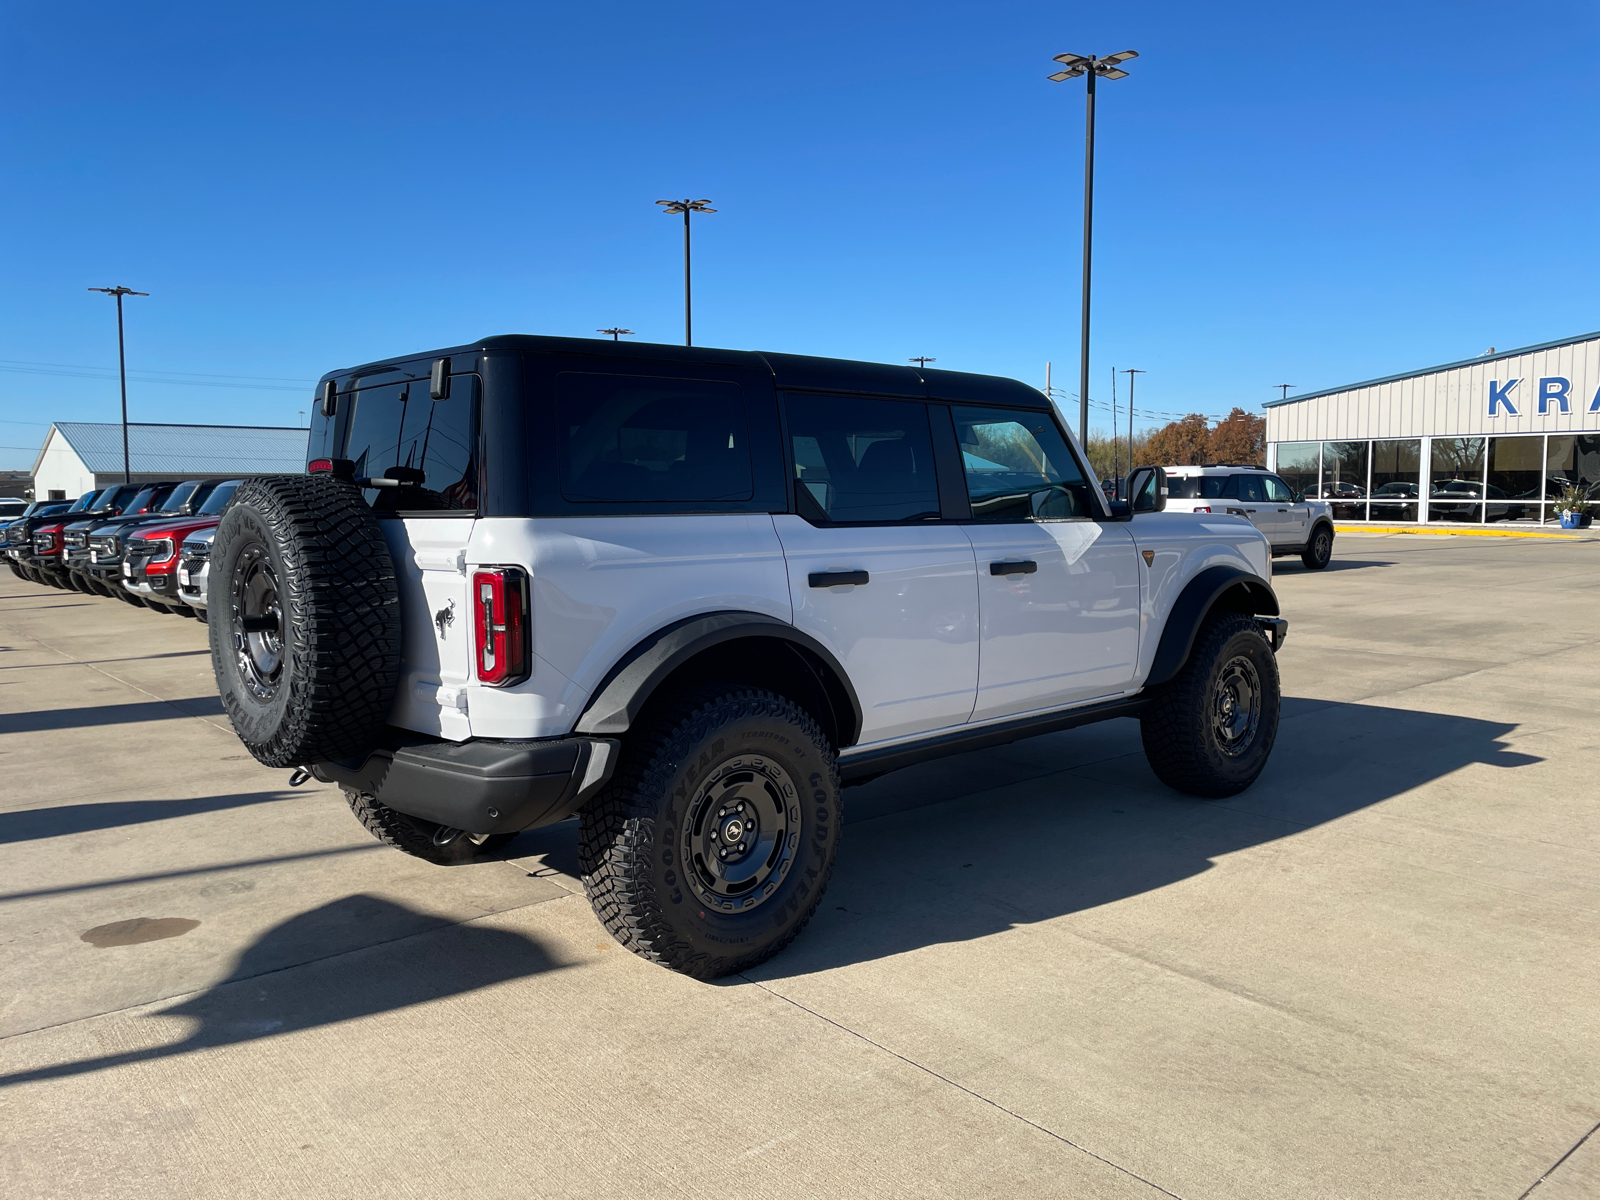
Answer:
[{"left": 2, "top": 1, "right": 1597, "bottom": 470}]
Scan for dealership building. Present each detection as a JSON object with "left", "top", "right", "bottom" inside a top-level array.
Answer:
[
  {"left": 31, "top": 422, "right": 309, "bottom": 501},
  {"left": 1264, "top": 329, "right": 1600, "bottom": 525}
]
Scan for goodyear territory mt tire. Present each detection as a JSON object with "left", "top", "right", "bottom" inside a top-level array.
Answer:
[{"left": 208, "top": 475, "right": 401, "bottom": 769}]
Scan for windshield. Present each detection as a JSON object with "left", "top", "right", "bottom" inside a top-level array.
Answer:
[
  {"left": 162, "top": 481, "right": 201, "bottom": 513},
  {"left": 198, "top": 480, "right": 241, "bottom": 515},
  {"left": 69, "top": 491, "right": 98, "bottom": 512},
  {"left": 89, "top": 487, "right": 122, "bottom": 510}
]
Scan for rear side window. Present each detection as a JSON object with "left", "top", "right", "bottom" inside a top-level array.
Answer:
[
  {"left": 785, "top": 394, "right": 940, "bottom": 523},
  {"left": 952, "top": 406, "right": 1093, "bottom": 520},
  {"left": 1170, "top": 475, "right": 1240, "bottom": 500},
  {"left": 557, "top": 373, "right": 753, "bottom": 503},
  {"left": 342, "top": 374, "right": 481, "bottom": 514}
]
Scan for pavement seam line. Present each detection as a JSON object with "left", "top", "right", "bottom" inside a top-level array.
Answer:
[
  {"left": 737, "top": 975, "right": 1187, "bottom": 1200},
  {"left": 1516, "top": 1116, "right": 1600, "bottom": 1199},
  {"left": 0, "top": 614, "right": 236, "bottom": 736}
]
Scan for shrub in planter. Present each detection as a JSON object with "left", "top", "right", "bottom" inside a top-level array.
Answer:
[{"left": 1553, "top": 482, "right": 1594, "bottom": 530}]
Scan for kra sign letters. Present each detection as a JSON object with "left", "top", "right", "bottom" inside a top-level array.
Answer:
[{"left": 1488, "top": 377, "right": 1600, "bottom": 416}]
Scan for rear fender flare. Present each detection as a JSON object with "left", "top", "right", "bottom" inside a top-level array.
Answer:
[
  {"left": 573, "top": 611, "right": 864, "bottom": 746},
  {"left": 1146, "top": 565, "right": 1279, "bottom": 688}
]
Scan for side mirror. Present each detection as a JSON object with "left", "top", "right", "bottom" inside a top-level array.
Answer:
[
  {"left": 429, "top": 357, "right": 451, "bottom": 401},
  {"left": 1126, "top": 465, "right": 1167, "bottom": 515}
]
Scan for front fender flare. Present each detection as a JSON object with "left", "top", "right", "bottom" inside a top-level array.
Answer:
[
  {"left": 573, "top": 611, "right": 864, "bottom": 744},
  {"left": 1145, "top": 565, "right": 1279, "bottom": 688}
]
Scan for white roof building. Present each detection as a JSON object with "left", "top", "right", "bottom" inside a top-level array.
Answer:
[
  {"left": 31, "top": 422, "right": 308, "bottom": 501},
  {"left": 1263, "top": 329, "right": 1600, "bottom": 525}
]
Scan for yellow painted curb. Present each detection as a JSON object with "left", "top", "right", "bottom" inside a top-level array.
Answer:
[{"left": 1336, "top": 524, "right": 1586, "bottom": 540}]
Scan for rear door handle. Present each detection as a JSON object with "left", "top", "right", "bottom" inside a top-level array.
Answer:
[
  {"left": 808, "top": 570, "right": 869, "bottom": 588},
  {"left": 989, "top": 560, "right": 1038, "bottom": 575}
]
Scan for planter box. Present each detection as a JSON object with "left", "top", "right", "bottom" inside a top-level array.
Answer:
[{"left": 1558, "top": 511, "right": 1593, "bottom": 530}]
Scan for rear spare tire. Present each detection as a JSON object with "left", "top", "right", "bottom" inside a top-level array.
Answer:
[{"left": 208, "top": 474, "right": 401, "bottom": 768}]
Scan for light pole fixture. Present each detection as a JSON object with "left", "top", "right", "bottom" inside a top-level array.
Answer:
[
  {"left": 1276, "top": 383, "right": 1294, "bottom": 401},
  {"left": 598, "top": 328, "right": 635, "bottom": 341},
  {"left": 87, "top": 285, "right": 149, "bottom": 484},
  {"left": 1122, "top": 368, "right": 1145, "bottom": 489},
  {"left": 1049, "top": 49, "right": 1137, "bottom": 448},
  {"left": 910, "top": 356, "right": 936, "bottom": 368},
  {"left": 655, "top": 198, "right": 716, "bottom": 347}
]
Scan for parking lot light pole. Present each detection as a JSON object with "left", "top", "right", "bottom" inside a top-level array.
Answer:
[
  {"left": 598, "top": 328, "right": 634, "bottom": 341},
  {"left": 1049, "top": 50, "right": 1137, "bottom": 447},
  {"left": 1123, "top": 368, "right": 1145, "bottom": 486},
  {"left": 910, "top": 356, "right": 936, "bottom": 369},
  {"left": 655, "top": 199, "right": 716, "bottom": 346},
  {"left": 87, "top": 285, "right": 149, "bottom": 484}
]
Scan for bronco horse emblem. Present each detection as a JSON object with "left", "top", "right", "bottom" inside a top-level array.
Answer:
[{"left": 434, "top": 598, "right": 456, "bottom": 638}]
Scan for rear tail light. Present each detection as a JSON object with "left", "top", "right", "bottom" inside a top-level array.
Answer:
[
  {"left": 1194, "top": 505, "right": 1212, "bottom": 513},
  {"left": 308, "top": 458, "right": 333, "bottom": 473},
  {"left": 472, "top": 568, "right": 529, "bottom": 686}
]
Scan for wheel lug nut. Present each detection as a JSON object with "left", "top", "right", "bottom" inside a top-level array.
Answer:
[{"left": 719, "top": 849, "right": 727, "bottom": 858}]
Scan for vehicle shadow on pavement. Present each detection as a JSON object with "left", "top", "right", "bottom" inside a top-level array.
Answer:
[
  {"left": 0, "top": 696, "right": 226, "bottom": 734},
  {"left": 749, "top": 701, "right": 1541, "bottom": 981},
  {"left": 0, "top": 895, "right": 568, "bottom": 1088},
  {"left": 1272, "top": 559, "right": 1395, "bottom": 573},
  {"left": 0, "top": 790, "right": 301, "bottom": 844}
]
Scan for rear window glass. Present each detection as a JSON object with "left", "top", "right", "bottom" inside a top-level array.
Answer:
[
  {"left": 342, "top": 374, "right": 481, "bottom": 513},
  {"left": 1167, "top": 474, "right": 1241, "bottom": 500},
  {"left": 557, "top": 373, "right": 753, "bottom": 504}
]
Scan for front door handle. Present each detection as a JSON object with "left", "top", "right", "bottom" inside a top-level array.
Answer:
[
  {"left": 809, "top": 570, "right": 869, "bottom": 588},
  {"left": 989, "top": 560, "right": 1038, "bottom": 575},
  {"left": 1277, "top": 508, "right": 1288, "bottom": 512}
]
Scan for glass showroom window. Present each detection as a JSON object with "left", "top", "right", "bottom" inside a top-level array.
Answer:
[
  {"left": 1369, "top": 439, "right": 1421, "bottom": 523},
  {"left": 1429, "top": 437, "right": 1486, "bottom": 524},
  {"left": 1486, "top": 436, "right": 1544, "bottom": 524},
  {"left": 1321, "top": 441, "right": 1370, "bottom": 519},
  {"left": 1275, "top": 442, "right": 1320, "bottom": 501},
  {"left": 1547, "top": 435, "right": 1600, "bottom": 513}
]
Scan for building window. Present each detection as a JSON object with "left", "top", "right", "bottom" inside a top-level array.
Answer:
[
  {"left": 1275, "top": 442, "right": 1320, "bottom": 501},
  {"left": 1487, "top": 437, "right": 1543, "bottom": 524},
  {"left": 1429, "top": 437, "right": 1486, "bottom": 524},
  {"left": 1370, "top": 439, "right": 1421, "bottom": 522},
  {"left": 1547, "top": 435, "right": 1600, "bottom": 513},
  {"left": 1321, "top": 441, "right": 1370, "bottom": 519}
]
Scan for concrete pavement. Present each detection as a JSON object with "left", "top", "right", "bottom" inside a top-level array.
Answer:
[{"left": 2, "top": 532, "right": 1597, "bottom": 1198}]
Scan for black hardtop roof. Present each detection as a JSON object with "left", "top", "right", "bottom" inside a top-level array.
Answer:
[{"left": 325, "top": 334, "right": 1050, "bottom": 409}]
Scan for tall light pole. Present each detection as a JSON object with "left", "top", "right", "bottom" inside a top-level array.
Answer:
[
  {"left": 1276, "top": 383, "right": 1294, "bottom": 401},
  {"left": 598, "top": 327, "right": 635, "bottom": 341},
  {"left": 910, "top": 356, "right": 936, "bottom": 369},
  {"left": 655, "top": 199, "right": 716, "bottom": 346},
  {"left": 87, "top": 285, "right": 149, "bottom": 484},
  {"left": 1049, "top": 50, "right": 1137, "bottom": 448},
  {"left": 1123, "top": 368, "right": 1145, "bottom": 480}
]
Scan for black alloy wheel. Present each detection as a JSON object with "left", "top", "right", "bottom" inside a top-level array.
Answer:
[
  {"left": 680, "top": 754, "right": 803, "bottom": 916},
  {"left": 1301, "top": 526, "right": 1332, "bottom": 570},
  {"left": 1210, "top": 655, "right": 1263, "bottom": 758},
  {"left": 230, "top": 544, "right": 285, "bottom": 701}
]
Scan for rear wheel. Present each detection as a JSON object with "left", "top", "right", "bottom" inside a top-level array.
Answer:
[
  {"left": 579, "top": 685, "right": 842, "bottom": 979},
  {"left": 1301, "top": 525, "right": 1333, "bottom": 570},
  {"left": 1140, "top": 612, "right": 1280, "bottom": 798},
  {"left": 345, "top": 790, "right": 515, "bottom": 865}
]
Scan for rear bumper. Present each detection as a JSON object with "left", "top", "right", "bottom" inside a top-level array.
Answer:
[{"left": 311, "top": 735, "right": 620, "bottom": 836}]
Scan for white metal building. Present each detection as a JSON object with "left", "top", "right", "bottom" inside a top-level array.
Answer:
[
  {"left": 32, "top": 422, "right": 309, "bottom": 501},
  {"left": 1264, "top": 329, "right": 1600, "bottom": 525}
]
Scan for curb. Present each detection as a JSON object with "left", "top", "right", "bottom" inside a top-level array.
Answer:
[{"left": 1336, "top": 524, "right": 1592, "bottom": 540}]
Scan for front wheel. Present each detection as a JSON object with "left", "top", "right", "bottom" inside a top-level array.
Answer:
[
  {"left": 1301, "top": 525, "right": 1333, "bottom": 570},
  {"left": 579, "top": 685, "right": 842, "bottom": 979},
  {"left": 1140, "top": 612, "right": 1280, "bottom": 798}
]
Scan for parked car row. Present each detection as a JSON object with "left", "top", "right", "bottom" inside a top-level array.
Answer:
[{"left": 1, "top": 479, "right": 232, "bottom": 618}]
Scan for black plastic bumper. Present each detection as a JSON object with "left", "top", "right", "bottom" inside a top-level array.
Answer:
[{"left": 311, "top": 735, "right": 620, "bottom": 836}]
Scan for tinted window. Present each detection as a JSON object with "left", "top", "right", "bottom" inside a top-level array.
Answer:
[
  {"left": 558, "top": 374, "right": 753, "bottom": 504},
  {"left": 786, "top": 395, "right": 940, "bottom": 523},
  {"left": 1237, "top": 475, "right": 1266, "bottom": 503},
  {"left": 952, "top": 406, "right": 1092, "bottom": 521},
  {"left": 343, "top": 374, "right": 481, "bottom": 513},
  {"left": 1263, "top": 476, "right": 1295, "bottom": 503},
  {"left": 198, "top": 480, "right": 241, "bottom": 515},
  {"left": 163, "top": 481, "right": 202, "bottom": 513}
]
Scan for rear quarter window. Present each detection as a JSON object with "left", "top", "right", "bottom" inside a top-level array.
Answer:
[{"left": 341, "top": 374, "right": 481, "bottom": 514}]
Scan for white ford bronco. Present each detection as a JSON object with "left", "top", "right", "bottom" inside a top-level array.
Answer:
[
  {"left": 207, "top": 336, "right": 1287, "bottom": 978},
  {"left": 1162, "top": 464, "right": 1336, "bottom": 570}
]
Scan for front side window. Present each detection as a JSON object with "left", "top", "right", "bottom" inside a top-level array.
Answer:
[
  {"left": 343, "top": 374, "right": 481, "bottom": 513},
  {"left": 1237, "top": 475, "right": 1266, "bottom": 503},
  {"left": 1264, "top": 476, "right": 1296, "bottom": 503},
  {"left": 558, "top": 373, "right": 753, "bottom": 504},
  {"left": 952, "top": 406, "right": 1092, "bottom": 521},
  {"left": 785, "top": 394, "right": 939, "bottom": 523}
]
